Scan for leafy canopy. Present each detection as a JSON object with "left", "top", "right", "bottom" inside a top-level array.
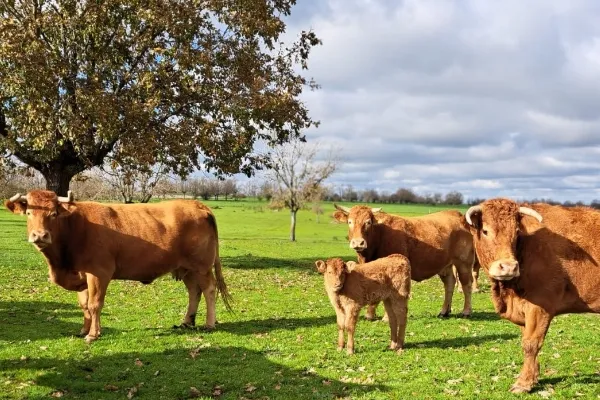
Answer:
[{"left": 0, "top": 0, "right": 320, "bottom": 181}]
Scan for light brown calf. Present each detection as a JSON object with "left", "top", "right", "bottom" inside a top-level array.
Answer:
[{"left": 315, "top": 254, "right": 411, "bottom": 355}]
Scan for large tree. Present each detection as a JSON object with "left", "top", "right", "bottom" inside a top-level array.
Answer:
[
  {"left": 270, "top": 139, "right": 337, "bottom": 241},
  {"left": 0, "top": 0, "right": 320, "bottom": 195}
]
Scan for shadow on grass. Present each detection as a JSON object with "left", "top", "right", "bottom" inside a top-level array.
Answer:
[
  {"left": 407, "top": 333, "right": 518, "bottom": 349},
  {"left": 0, "top": 300, "right": 116, "bottom": 342},
  {"left": 539, "top": 373, "right": 600, "bottom": 387},
  {"left": 0, "top": 346, "right": 386, "bottom": 399},
  {"left": 223, "top": 254, "right": 353, "bottom": 271},
  {"left": 162, "top": 316, "right": 336, "bottom": 337}
]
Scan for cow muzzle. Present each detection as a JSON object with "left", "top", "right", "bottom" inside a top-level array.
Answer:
[
  {"left": 488, "top": 259, "right": 520, "bottom": 280},
  {"left": 29, "top": 230, "right": 52, "bottom": 248},
  {"left": 349, "top": 238, "right": 367, "bottom": 251}
]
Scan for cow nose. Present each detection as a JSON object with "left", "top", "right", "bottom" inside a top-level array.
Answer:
[
  {"left": 29, "top": 230, "right": 50, "bottom": 244},
  {"left": 500, "top": 261, "right": 518, "bottom": 271},
  {"left": 489, "top": 259, "right": 519, "bottom": 280},
  {"left": 350, "top": 238, "right": 367, "bottom": 250}
]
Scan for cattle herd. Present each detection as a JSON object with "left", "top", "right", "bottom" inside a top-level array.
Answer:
[{"left": 4, "top": 189, "right": 600, "bottom": 394}]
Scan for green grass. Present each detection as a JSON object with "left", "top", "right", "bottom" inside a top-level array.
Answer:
[{"left": 1, "top": 199, "right": 599, "bottom": 399}]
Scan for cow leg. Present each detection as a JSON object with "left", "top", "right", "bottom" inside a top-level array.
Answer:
[
  {"left": 77, "top": 289, "right": 91, "bottom": 336},
  {"left": 85, "top": 274, "right": 110, "bottom": 343},
  {"left": 437, "top": 267, "right": 455, "bottom": 318},
  {"left": 180, "top": 271, "right": 202, "bottom": 328},
  {"left": 334, "top": 306, "right": 346, "bottom": 351},
  {"left": 382, "top": 299, "right": 398, "bottom": 350},
  {"left": 365, "top": 302, "right": 378, "bottom": 321},
  {"left": 393, "top": 297, "right": 409, "bottom": 353},
  {"left": 454, "top": 262, "right": 474, "bottom": 317},
  {"left": 198, "top": 271, "right": 217, "bottom": 329},
  {"left": 345, "top": 305, "right": 360, "bottom": 355},
  {"left": 510, "top": 306, "right": 552, "bottom": 393},
  {"left": 471, "top": 261, "right": 481, "bottom": 293}
]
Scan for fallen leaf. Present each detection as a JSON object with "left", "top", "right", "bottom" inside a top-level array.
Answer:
[
  {"left": 127, "top": 386, "right": 137, "bottom": 399},
  {"left": 104, "top": 384, "right": 119, "bottom": 391},
  {"left": 446, "top": 378, "right": 463, "bottom": 385},
  {"left": 19, "top": 355, "right": 28, "bottom": 361},
  {"left": 39, "top": 346, "right": 48, "bottom": 351},
  {"left": 444, "top": 388, "right": 458, "bottom": 396},
  {"left": 134, "top": 358, "right": 143, "bottom": 367},
  {"left": 274, "top": 384, "right": 281, "bottom": 390},
  {"left": 189, "top": 387, "right": 201, "bottom": 398},
  {"left": 154, "top": 370, "right": 160, "bottom": 376},
  {"left": 212, "top": 385, "right": 223, "bottom": 396},
  {"left": 50, "top": 391, "right": 64, "bottom": 398},
  {"left": 538, "top": 389, "right": 554, "bottom": 398},
  {"left": 245, "top": 384, "right": 257, "bottom": 392},
  {"left": 322, "top": 379, "right": 332, "bottom": 386}
]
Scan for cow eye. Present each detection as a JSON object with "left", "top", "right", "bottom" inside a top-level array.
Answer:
[
  {"left": 26, "top": 210, "right": 32, "bottom": 216},
  {"left": 482, "top": 229, "right": 488, "bottom": 236},
  {"left": 50, "top": 211, "right": 57, "bottom": 218},
  {"left": 348, "top": 220, "right": 352, "bottom": 225}
]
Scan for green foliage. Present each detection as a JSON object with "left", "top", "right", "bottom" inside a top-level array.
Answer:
[
  {"left": 1, "top": 200, "right": 599, "bottom": 399},
  {"left": 0, "top": 0, "right": 320, "bottom": 193}
]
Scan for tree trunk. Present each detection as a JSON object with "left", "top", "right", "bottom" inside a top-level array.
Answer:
[
  {"left": 290, "top": 209, "right": 297, "bottom": 242},
  {"left": 42, "top": 167, "right": 77, "bottom": 196}
]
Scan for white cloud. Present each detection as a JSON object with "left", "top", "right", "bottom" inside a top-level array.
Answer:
[{"left": 265, "top": 0, "right": 600, "bottom": 202}]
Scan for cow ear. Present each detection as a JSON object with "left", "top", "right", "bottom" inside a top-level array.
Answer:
[
  {"left": 346, "top": 261, "right": 357, "bottom": 272},
  {"left": 332, "top": 210, "right": 348, "bottom": 223},
  {"left": 57, "top": 203, "right": 75, "bottom": 218},
  {"left": 5, "top": 200, "right": 27, "bottom": 215},
  {"left": 315, "top": 260, "right": 327, "bottom": 274}
]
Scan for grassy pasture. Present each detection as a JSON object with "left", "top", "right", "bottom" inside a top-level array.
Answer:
[{"left": 0, "top": 199, "right": 599, "bottom": 399}]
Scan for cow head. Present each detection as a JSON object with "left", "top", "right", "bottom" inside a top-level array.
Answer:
[
  {"left": 464, "top": 198, "right": 542, "bottom": 281},
  {"left": 315, "top": 258, "right": 348, "bottom": 292},
  {"left": 333, "top": 204, "right": 382, "bottom": 252},
  {"left": 5, "top": 190, "right": 74, "bottom": 250}
]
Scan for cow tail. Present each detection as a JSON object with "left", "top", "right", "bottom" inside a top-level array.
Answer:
[{"left": 208, "top": 213, "right": 234, "bottom": 313}]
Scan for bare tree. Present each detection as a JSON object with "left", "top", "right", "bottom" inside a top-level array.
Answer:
[
  {"left": 102, "top": 162, "right": 168, "bottom": 203},
  {"left": 221, "top": 179, "right": 238, "bottom": 200},
  {"left": 269, "top": 139, "right": 338, "bottom": 241}
]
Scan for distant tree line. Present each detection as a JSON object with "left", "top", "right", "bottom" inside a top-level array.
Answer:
[
  {"left": 321, "top": 186, "right": 465, "bottom": 205},
  {"left": 2, "top": 168, "right": 600, "bottom": 209}
]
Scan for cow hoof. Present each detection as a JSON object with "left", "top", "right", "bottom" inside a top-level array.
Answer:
[
  {"left": 437, "top": 313, "right": 450, "bottom": 319},
  {"left": 346, "top": 349, "right": 355, "bottom": 355},
  {"left": 460, "top": 313, "right": 471, "bottom": 319},
  {"left": 84, "top": 335, "right": 99, "bottom": 344},
  {"left": 202, "top": 324, "right": 215, "bottom": 331},
  {"left": 509, "top": 383, "right": 532, "bottom": 394},
  {"left": 381, "top": 315, "right": 389, "bottom": 322},
  {"left": 337, "top": 346, "right": 344, "bottom": 352},
  {"left": 396, "top": 348, "right": 404, "bottom": 355}
]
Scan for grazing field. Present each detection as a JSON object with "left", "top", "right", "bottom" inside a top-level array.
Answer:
[{"left": 1, "top": 199, "right": 599, "bottom": 399}]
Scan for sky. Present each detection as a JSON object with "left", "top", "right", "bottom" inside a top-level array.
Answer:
[{"left": 268, "top": 0, "right": 600, "bottom": 203}]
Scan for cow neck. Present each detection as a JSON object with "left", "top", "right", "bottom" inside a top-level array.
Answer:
[
  {"left": 40, "top": 211, "right": 81, "bottom": 271},
  {"left": 357, "top": 223, "right": 382, "bottom": 262}
]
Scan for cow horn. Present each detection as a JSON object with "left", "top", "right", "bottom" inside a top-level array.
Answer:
[
  {"left": 371, "top": 207, "right": 382, "bottom": 213},
  {"left": 519, "top": 207, "right": 543, "bottom": 223},
  {"left": 57, "top": 190, "right": 74, "bottom": 203},
  {"left": 465, "top": 205, "right": 482, "bottom": 226},
  {"left": 9, "top": 193, "right": 27, "bottom": 203},
  {"left": 334, "top": 204, "right": 351, "bottom": 214}
]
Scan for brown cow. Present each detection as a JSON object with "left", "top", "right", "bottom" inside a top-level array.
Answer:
[
  {"left": 464, "top": 198, "right": 600, "bottom": 393},
  {"left": 5, "top": 190, "right": 232, "bottom": 343},
  {"left": 333, "top": 205, "right": 476, "bottom": 318}
]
